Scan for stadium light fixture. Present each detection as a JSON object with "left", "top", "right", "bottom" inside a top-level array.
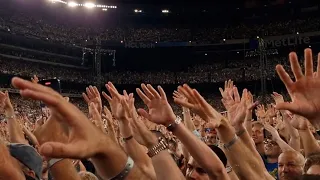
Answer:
[
  {"left": 223, "top": 39, "right": 226, "bottom": 41},
  {"left": 257, "top": 36, "right": 259, "bottom": 39},
  {"left": 68, "top": 1, "right": 78, "bottom": 7},
  {"left": 84, "top": 2, "right": 95, "bottom": 8},
  {"left": 134, "top": 9, "right": 142, "bottom": 13},
  {"left": 102, "top": 8, "right": 108, "bottom": 11},
  {"left": 296, "top": 32, "right": 299, "bottom": 35},
  {"left": 162, "top": 9, "right": 169, "bottom": 13}
]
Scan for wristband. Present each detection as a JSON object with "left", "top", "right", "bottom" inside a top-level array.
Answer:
[
  {"left": 236, "top": 129, "right": 246, "bottom": 136},
  {"left": 123, "top": 135, "right": 134, "bottom": 142},
  {"left": 223, "top": 135, "right": 238, "bottom": 151},
  {"left": 4, "top": 115, "right": 15, "bottom": 121},
  {"left": 110, "top": 156, "right": 134, "bottom": 180},
  {"left": 48, "top": 158, "right": 64, "bottom": 169}
]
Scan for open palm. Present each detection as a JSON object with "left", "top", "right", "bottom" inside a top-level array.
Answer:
[
  {"left": 136, "top": 84, "right": 176, "bottom": 126},
  {"left": 276, "top": 49, "right": 320, "bottom": 128}
]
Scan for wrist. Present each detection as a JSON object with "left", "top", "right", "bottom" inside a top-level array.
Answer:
[
  {"left": 164, "top": 114, "right": 177, "bottom": 127},
  {"left": 234, "top": 124, "right": 245, "bottom": 134}
]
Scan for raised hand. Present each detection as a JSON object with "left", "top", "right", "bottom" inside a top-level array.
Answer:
[
  {"left": 174, "top": 84, "right": 224, "bottom": 128},
  {"left": 255, "top": 104, "right": 266, "bottom": 119},
  {"left": 173, "top": 90, "right": 187, "bottom": 103},
  {"left": 219, "top": 79, "right": 234, "bottom": 110},
  {"left": 82, "top": 85, "right": 102, "bottom": 114},
  {"left": 136, "top": 84, "right": 176, "bottom": 126},
  {"left": 31, "top": 75, "right": 39, "bottom": 84},
  {"left": 11, "top": 77, "right": 109, "bottom": 159},
  {"left": 89, "top": 103, "right": 106, "bottom": 133},
  {"left": 287, "top": 115, "right": 309, "bottom": 130},
  {"left": 0, "top": 91, "right": 14, "bottom": 114},
  {"left": 121, "top": 95, "right": 158, "bottom": 148},
  {"left": 102, "top": 82, "right": 130, "bottom": 121},
  {"left": 222, "top": 87, "right": 248, "bottom": 127},
  {"left": 276, "top": 48, "right": 320, "bottom": 128},
  {"left": 264, "top": 123, "right": 280, "bottom": 141}
]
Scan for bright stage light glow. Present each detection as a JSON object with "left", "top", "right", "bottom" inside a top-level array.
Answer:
[
  {"left": 84, "top": 2, "right": 95, "bottom": 8},
  {"left": 68, "top": 1, "right": 77, "bottom": 7}
]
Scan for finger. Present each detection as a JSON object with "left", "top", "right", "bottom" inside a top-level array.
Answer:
[
  {"left": 93, "top": 86, "right": 101, "bottom": 98},
  {"left": 317, "top": 53, "right": 320, "bottom": 78},
  {"left": 82, "top": 93, "right": 90, "bottom": 104},
  {"left": 233, "top": 87, "right": 241, "bottom": 103},
  {"left": 178, "top": 86, "right": 193, "bottom": 102},
  {"left": 182, "top": 84, "right": 197, "bottom": 103},
  {"left": 229, "top": 80, "right": 233, "bottom": 88},
  {"left": 219, "top": 88, "right": 224, "bottom": 97},
  {"left": 107, "top": 82, "right": 118, "bottom": 93},
  {"left": 141, "top": 84, "right": 155, "bottom": 99},
  {"left": 19, "top": 89, "right": 84, "bottom": 127},
  {"left": 174, "top": 98, "right": 194, "bottom": 109},
  {"left": 12, "top": 77, "right": 55, "bottom": 95},
  {"left": 123, "top": 90, "right": 129, "bottom": 99},
  {"left": 101, "top": 91, "right": 112, "bottom": 102},
  {"left": 241, "top": 89, "right": 248, "bottom": 103},
  {"left": 86, "top": 87, "right": 94, "bottom": 99},
  {"left": 275, "top": 102, "right": 300, "bottom": 115},
  {"left": 157, "top": 86, "right": 167, "bottom": 100},
  {"left": 39, "top": 142, "right": 87, "bottom": 159},
  {"left": 121, "top": 97, "right": 130, "bottom": 112},
  {"left": 276, "top": 65, "right": 294, "bottom": 91},
  {"left": 304, "top": 48, "right": 313, "bottom": 77},
  {"left": 289, "top": 52, "right": 304, "bottom": 80},
  {"left": 106, "top": 84, "right": 122, "bottom": 100},
  {"left": 137, "top": 109, "right": 151, "bottom": 121},
  {"left": 136, "top": 88, "right": 151, "bottom": 105},
  {"left": 224, "top": 80, "right": 227, "bottom": 89},
  {"left": 193, "top": 89, "right": 220, "bottom": 118},
  {"left": 147, "top": 84, "right": 161, "bottom": 99}
]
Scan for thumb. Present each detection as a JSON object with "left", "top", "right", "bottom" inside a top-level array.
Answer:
[
  {"left": 275, "top": 102, "right": 300, "bottom": 114},
  {"left": 39, "top": 142, "right": 85, "bottom": 159},
  {"left": 137, "top": 108, "right": 152, "bottom": 121}
]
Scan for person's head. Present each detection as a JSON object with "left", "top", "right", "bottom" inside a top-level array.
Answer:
[
  {"left": 278, "top": 151, "right": 304, "bottom": 180},
  {"left": 304, "top": 154, "right": 320, "bottom": 175},
  {"left": 8, "top": 143, "right": 43, "bottom": 180},
  {"left": 186, "top": 145, "right": 227, "bottom": 180},
  {"left": 186, "top": 157, "right": 209, "bottom": 180},
  {"left": 252, "top": 122, "right": 264, "bottom": 144},
  {"left": 204, "top": 124, "right": 217, "bottom": 145},
  {"left": 78, "top": 171, "right": 99, "bottom": 180},
  {"left": 264, "top": 138, "right": 282, "bottom": 158}
]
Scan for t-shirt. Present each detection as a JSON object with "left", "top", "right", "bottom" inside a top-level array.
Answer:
[{"left": 262, "top": 155, "right": 279, "bottom": 179}]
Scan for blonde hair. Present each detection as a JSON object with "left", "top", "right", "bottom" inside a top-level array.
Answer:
[{"left": 78, "top": 171, "right": 99, "bottom": 180}]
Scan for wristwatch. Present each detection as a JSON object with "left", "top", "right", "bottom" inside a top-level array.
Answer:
[
  {"left": 147, "top": 137, "right": 168, "bottom": 158},
  {"left": 166, "top": 116, "right": 182, "bottom": 132}
]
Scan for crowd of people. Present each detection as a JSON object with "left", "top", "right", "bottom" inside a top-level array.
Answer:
[
  {"left": 0, "top": 49, "right": 305, "bottom": 86},
  {"left": 1, "top": 7, "right": 320, "bottom": 45},
  {"left": 1, "top": 48, "right": 320, "bottom": 180}
]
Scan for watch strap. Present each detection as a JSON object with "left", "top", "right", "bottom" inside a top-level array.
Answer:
[
  {"left": 147, "top": 137, "right": 168, "bottom": 158},
  {"left": 166, "top": 116, "right": 182, "bottom": 132}
]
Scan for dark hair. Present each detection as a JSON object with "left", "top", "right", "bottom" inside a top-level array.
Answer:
[
  {"left": 304, "top": 154, "right": 320, "bottom": 173},
  {"left": 299, "top": 174, "right": 320, "bottom": 180},
  {"left": 208, "top": 145, "right": 227, "bottom": 167}
]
